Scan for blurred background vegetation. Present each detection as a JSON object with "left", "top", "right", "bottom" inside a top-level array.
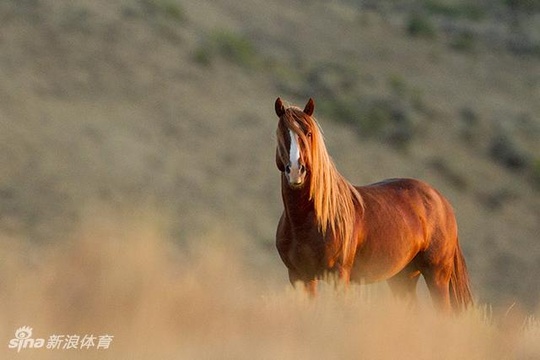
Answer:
[{"left": 0, "top": 0, "right": 538, "bottom": 309}]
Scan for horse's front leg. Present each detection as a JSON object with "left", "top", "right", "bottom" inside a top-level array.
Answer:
[
  {"left": 289, "top": 271, "right": 318, "bottom": 297},
  {"left": 333, "top": 267, "right": 351, "bottom": 293},
  {"left": 303, "top": 279, "right": 318, "bottom": 297},
  {"left": 338, "top": 267, "right": 351, "bottom": 284}
]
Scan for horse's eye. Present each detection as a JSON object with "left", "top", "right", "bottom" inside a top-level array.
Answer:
[{"left": 307, "top": 132, "right": 312, "bottom": 138}]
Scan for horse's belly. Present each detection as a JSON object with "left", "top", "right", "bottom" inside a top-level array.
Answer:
[{"left": 350, "top": 247, "right": 419, "bottom": 283}]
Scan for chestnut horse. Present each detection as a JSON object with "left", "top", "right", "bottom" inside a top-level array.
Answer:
[{"left": 274, "top": 97, "right": 473, "bottom": 312}]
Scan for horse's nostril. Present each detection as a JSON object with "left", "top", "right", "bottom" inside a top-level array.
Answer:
[
  {"left": 300, "top": 165, "right": 306, "bottom": 173},
  {"left": 285, "top": 164, "right": 291, "bottom": 174}
]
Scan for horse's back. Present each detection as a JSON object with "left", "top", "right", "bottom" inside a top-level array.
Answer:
[
  {"left": 358, "top": 178, "right": 454, "bottom": 218},
  {"left": 360, "top": 177, "right": 439, "bottom": 195},
  {"left": 357, "top": 178, "right": 456, "bottom": 234}
]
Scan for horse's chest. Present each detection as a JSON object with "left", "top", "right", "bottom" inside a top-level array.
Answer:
[{"left": 287, "top": 235, "right": 339, "bottom": 274}]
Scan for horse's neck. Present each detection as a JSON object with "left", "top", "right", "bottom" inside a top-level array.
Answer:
[{"left": 281, "top": 176, "right": 315, "bottom": 224}]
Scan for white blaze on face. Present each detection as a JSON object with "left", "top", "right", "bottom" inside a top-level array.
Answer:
[{"left": 289, "top": 129, "right": 300, "bottom": 169}]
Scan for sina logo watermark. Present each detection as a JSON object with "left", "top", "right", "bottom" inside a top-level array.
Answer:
[
  {"left": 8, "top": 326, "right": 45, "bottom": 352},
  {"left": 7, "top": 326, "right": 114, "bottom": 352}
]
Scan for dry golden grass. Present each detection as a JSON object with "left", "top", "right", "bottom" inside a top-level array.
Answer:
[{"left": 0, "top": 209, "right": 538, "bottom": 360}]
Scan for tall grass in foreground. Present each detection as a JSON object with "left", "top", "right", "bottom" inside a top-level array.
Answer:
[{"left": 0, "top": 210, "right": 538, "bottom": 359}]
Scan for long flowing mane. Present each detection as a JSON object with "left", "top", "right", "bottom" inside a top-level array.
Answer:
[{"left": 277, "top": 106, "right": 364, "bottom": 263}]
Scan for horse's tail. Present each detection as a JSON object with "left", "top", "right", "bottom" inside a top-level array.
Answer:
[{"left": 449, "top": 239, "right": 474, "bottom": 311}]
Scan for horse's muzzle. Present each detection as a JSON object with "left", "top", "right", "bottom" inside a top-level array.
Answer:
[{"left": 286, "top": 163, "right": 306, "bottom": 188}]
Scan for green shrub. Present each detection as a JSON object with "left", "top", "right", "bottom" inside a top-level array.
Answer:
[
  {"left": 318, "top": 97, "right": 361, "bottom": 128},
  {"left": 424, "top": 1, "right": 485, "bottom": 21},
  {"left": 489, "top": 135, "right": 529, "bottom": 171},
  {"left": 388, "top": 74, "right": 407, "bottom": 97},
  {"left": 161, "top": 1, "right": 185, "bottom": 21},
  {"left": 319, "top": 96, "right": 415, "bottom": 149},
  {"left": 388, "top": 74, "right": 426, "bottom": 112},
  {"left": 193, "top": 47, "right": 212, "bottom": 67},
  {"left": 362, "top": 100, "right": 395, "bottom": 135},
  {"left": 406, "top": 13, "right": 437, "bottom": 38},
  {"left": 194, "top": 30, "right": 260, "bottom": 69},
  {"left": 459, "top": 107, "right": 480, "bottom": 142},
  {"left": 451, "top": 31, "right": 476, "bottom": 52},
  {"left": 212, "top": 31, "right": 258, "bottom": 67},
  {"left": 503, "top": 0, "right": 540, "bottom": 11},
  {"left": 139, "top": 0, "right": 186, "bottom": 22}
]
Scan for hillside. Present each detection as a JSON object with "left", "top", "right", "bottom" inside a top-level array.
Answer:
[{"left": 0, "top": 0, "right": 539, "bottom": 310}]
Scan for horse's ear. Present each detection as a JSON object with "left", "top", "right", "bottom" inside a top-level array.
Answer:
[
  {"left": 275, "top": 97, "right": 285, "bottom": 117},
  {"left": 303, "top": 98, "right": 315, "bottom": 116}
]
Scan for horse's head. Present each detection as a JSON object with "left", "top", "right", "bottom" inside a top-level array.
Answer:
[{"left": 275, "top": 97, "right": 317, "bottom": 188}]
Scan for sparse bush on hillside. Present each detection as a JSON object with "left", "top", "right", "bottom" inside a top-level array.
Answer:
[
  {"left": 280, "top": 64, "right": 424, "bottom": 150},
  {"left": 489, "top": 135, "right": 530, "bottom": 171},
  {"left": 360, "top": 0, "right": 538, "bottom": 55},
  {"left": 451, "top": 31, "right": 477, "bottom": 52},
  {"left": 503, "top": 0, "right": 540, "bottom": 11},
  {"left": 459, "top": 107, "right": 480, "bottom": 143},
  {"left": 194, "top": 45, "right": 212, "bottom": 66},
  {"left": 428, "top": 157, "right": 469, "bottom": 191},
  {"left": 406, "top": 13, "right": 438, "bottom": 38},
  {"left": 424, "top": 0, "right": 486, "bottom": 21},
  {"left": 477, "top": 187, "right": 517, "bottom": 211},
  {"left": 60, "top": 5, "right": 92, "bottom": 32},
  {"left": 388, "top": 74, "right": 426, "bottom": 112},
  {"left": 194, "top": 30, "right": 261, "bottom": 69},
  {"left": 123, "top": 0, "right": 186, "bottom": 22},
  {"left": 138, "top": 0, "right": 186, "bottom": 22},
  {"left": 362, "top": 99, "right": 402, "bottom": 135},
  {"left": 507, "top": 33, "right": 540, "bottom": 57},
  {"left": 212, "top": 31, "right": 258, "bottom": 67},
  {"left": 388, "top": 73, "right": 407, "bottom": 97},
  {"left": 319, "top": 96, "right": 415, "bottom": 149},
  {"left": 122, "top": 0, "right": 186, "bottom": 41},
  {"left": 306, "top": 62, "right": 360, "bottom": 98}
]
